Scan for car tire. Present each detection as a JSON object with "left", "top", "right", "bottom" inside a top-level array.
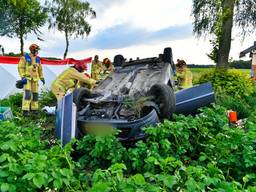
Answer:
[
  {"left": 73, "top": 88, "right": 92, "bottom": 111},
  {"left": 148, "top": 84, "right": 176, "bottom": 119},
  {"left": 163, "top": 47, "right": 173, "bottom": 63},
  {"left": 114, "top": 54, "right": 125, "bottom": 67}
]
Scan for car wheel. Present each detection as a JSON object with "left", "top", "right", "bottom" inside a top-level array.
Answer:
[
  {"left": 114, "top": 54, "right": 125, "bottom": 67},
  {"left": 148, "top": 84, "right": 176, "bottom": 119},
  {"left": 73, "top": 88, "right": 92, "bottom": 111}
]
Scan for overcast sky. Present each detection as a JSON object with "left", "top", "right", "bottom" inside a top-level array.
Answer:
[{"left": 0, "top": 0, "right": 254, "bottom": 64}]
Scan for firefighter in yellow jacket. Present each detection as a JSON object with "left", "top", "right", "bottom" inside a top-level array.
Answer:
[
  {"left": 176, "top": 59, "right": 193, "bottom": 89},
  {"left": 51, "top": 62, "right": 96, "bottom": 101},
  {"left": 91, "top": 55, "right": 103, "bottom": 81},
  {"left": 18, "top": 44, "right": 45, "bottom": 116}
]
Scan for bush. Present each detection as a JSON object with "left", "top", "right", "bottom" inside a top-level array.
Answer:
[
  {"left": 1, "top": 87, "right": 256, "bottom": 191},
  {"left": 77, "top": 132, "right": 127, "bottom": 170},
  {"left": 39, "top": 90, "right": 57, "bottom": 107},
  {"left": 0, "top": 93, "right": 22, "bottom": 116},
  {"left": 0, "top": 90, "right": 56, "bottom": 118},
  {"left": 215, "top": 86, "right": 256, "bottom": 119},
  {"left": 196, "top": 69, "right": 254, "bottom": 98},
  {"left": 0, "top": 121, "right": 82, "bottom": 191}
]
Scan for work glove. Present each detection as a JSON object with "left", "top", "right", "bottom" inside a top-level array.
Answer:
[
  {"left": 21, "top": 77, "right": 27, "bottom": 85},
  {"left": 41, "top": 78, "right": 45, "bottom": 85},
  {"left": 88, "top": 79, "right": 97, "bottom": 89}
]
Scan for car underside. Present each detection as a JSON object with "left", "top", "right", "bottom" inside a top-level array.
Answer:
[{"left": 56, "top": 47, "right": 215, "bottom": 146}]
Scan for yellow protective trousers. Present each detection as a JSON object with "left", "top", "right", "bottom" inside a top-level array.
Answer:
[{"left": 22, "top": 80, "right": 39, "bottom": 111}]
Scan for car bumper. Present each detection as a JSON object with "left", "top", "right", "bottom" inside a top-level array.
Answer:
[{"left": 77, "top": 109, "right": 159, "bottom": 143}]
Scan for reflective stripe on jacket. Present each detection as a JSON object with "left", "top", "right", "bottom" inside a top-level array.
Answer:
[{"left": 18, "top": 53, "right": 44, "bottom": 81}]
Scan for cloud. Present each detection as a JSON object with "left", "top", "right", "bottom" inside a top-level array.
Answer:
[
  {"left": 69, "top": 37, "right": 213, "bottom": 64},
  {"left": 83, "top": 23, "right": 193, "bottom": 49},
  {"left": 36, "top": 23, "right": 192, "bottom": 58}
]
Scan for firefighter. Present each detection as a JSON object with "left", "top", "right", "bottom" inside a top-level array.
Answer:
[
  {"left": 91, "top": 55, "right": 103, "bottom": 81},
  {"left": 176, "top": 59, "right": 193, "bottom": 89},
  {"left": 18, "top": 44, "right": 45, "bottom": 116},
  {"left": 102, "top": 58, "right": 114, "bottom": 79},
  {"left": 51, "top": 62, "right": 96, "bottom": 101}
]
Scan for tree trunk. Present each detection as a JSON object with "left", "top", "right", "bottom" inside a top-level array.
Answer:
[
  {"left": 19, "top": 17, "right": 24, "bottom": 56},
  {"left": 217, "top": 0, "right": 235, "bottom": 68},
  {"left": 20, "top": 33, "right": 24, "bottom": 56},
  {"left": 63, "top": 30, "right": 69, "bottom": 59}
]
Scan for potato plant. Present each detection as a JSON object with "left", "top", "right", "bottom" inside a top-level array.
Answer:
[{"left": 0, "top": 79, "right": 256, "bottom": 191}]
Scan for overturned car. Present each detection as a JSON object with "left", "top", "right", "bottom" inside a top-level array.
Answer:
[{"left": 56, "top": 47, "right": 215, "bottom": 145}]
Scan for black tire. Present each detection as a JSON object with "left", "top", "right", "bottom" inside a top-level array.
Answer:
[
  {"left": 163, "top": 47, "right": 173, "bottom": 63},
  {"left": 114, "top": 54, "right": 125, "bottom": 67},
  {"left": 73, "top": 88, "right": 92, "bottom": 111},
  {"left": 148, "top": 84, "right": 176, "bottom": 119}
]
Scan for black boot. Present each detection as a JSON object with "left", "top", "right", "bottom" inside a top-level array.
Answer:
[
  {"left": 22, "top": 110, "right": 30, "bottom": 117},
  {"left": 31, "top": 110, "right": 39, "bottom": 117}
]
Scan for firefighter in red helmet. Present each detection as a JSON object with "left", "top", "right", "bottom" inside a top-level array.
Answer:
[{"left": 51, "top": 61, "right": 96, "bottom": 101}]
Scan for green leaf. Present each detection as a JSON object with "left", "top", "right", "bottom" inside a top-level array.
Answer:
[
  {"left": 199, "top": 155, "right": 207, "bottom": 162},
  {"left": 0, "top": 144, "right": 10, "bottom": 151},
  {"left": 0, "top": 153, "right": 8, "bottom": 163},
  {"left": 1, "top": 183, "right": 9, "bottom": 192},
  {"left": 0, "top": 170, "right": 9, "bottom": 177},
  {"left": 9, "top": 163, "right": 22, "bottom": 174},
  {"left": 60, "top": 168, "right": 72, "bottom": 177},
  {"left": 157, "top": 174, "right": 176, "bottom": 189},
  {"left": 147, "top": 156, "right": 157, "bottom": 163},
  {"left": 53, "top": 178, "right": 63, "bottom": 189},
  {"left": 89, "top": 182, "right": 111, "bottom": 192},
  {"left": 22, "top": 173, "right": 35, "bottom": 180},
  {"left": 33, "top": 174, "right": 45, "bottom": 188},
  {"left": 132, "top": 174, "right": 145, "bottom": 185},
  {"left": 109, "top": 163, "right": 127, "bottom": 172},
  {"left": 164, "top": 176, "right": 176, "bottom": 188}
]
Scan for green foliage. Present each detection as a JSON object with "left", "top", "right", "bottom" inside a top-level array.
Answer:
[
  {"left": 46, "top": 0, "right": 96, "bottom": 58},
  {"left": 207, "top": 38, "right": 219, "bottom": 63},
  {"left": 3, "top": 52, "right": 21, "bottom": 57},
  {"left": 0, "top": 93, "right": 22, "bottom": 116},
  {"left": 196, "top": 69, "right": 254, "bottom": 98},
  {"left": 1, "top": 88, "right": 256, "bottom": 191},
  {"left": 216, "top": 89, "right": 256, "bottom": 119},
  {"left": 39, "top": 89, "right": 57, "bottom": 107},
  {"left": 229, "top": 60, "right": 251, "bottom": 69},
  {"left": 0, "top": 121, "right": 83, "bottom": 191},
  {"left": 77, "top": 132, "right": 127, "bottom": 170},
  {"left": 0, "top": 0, "right": 47, "bottom": 54}
]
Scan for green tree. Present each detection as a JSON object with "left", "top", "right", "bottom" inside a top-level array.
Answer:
[
  {"left": 0, "top": 0, "right": 47, "bottom": 55},
  {"left": 46, "top": 0, "right": 96, "bottom": 59},
  {"left": 192, "top": 0, "right": 256, "bottom": 68}
]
